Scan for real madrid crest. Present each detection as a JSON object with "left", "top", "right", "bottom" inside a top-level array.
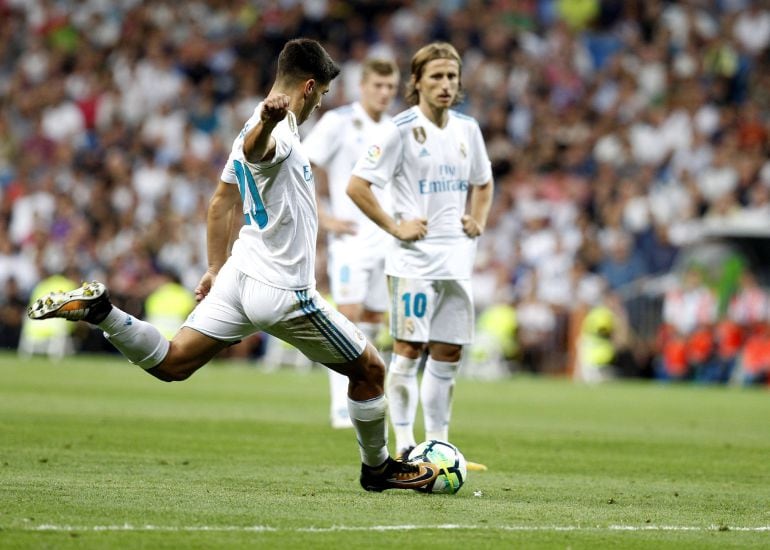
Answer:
[{"left": 412, "top": 127, "right": 427, "bottom": 144}]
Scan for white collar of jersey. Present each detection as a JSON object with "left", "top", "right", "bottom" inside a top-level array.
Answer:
[
  {"left": 415, "top": 105, "right": 450, "bottom": 131},
  {"left": 352, "top": 101, "right": 373, "bottom": 123}
]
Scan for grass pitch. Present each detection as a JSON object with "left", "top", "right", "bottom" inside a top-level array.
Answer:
[{"left": 1, "top": 352, "right": 769, "bottom": 549}]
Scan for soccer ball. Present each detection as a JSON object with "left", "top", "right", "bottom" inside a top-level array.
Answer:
[{"left": 408, "top": 439, "right": 467, "bottom": 494}]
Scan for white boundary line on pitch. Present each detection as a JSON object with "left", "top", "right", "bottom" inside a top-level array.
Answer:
[{"left": 26, "top": 524, "right": 770, "bottom": 533}]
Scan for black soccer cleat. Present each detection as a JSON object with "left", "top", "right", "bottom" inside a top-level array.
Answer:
[
  {"left": 395, "top": 445, "right": 416, "bottom": 461},
  {"left": 27, "top": 281, "right": 113, "bottom": 325},
  {"left": 360, "top": 457, "right": 439, "bottom": 492}
]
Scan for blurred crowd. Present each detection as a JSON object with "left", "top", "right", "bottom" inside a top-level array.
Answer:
[{"left": 1, "top": 0, "right": 769, "bottom": 384}]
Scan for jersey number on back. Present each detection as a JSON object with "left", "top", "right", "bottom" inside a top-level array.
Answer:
[{"left": 233, "top": 160, "right": 268, "bottom": 228}]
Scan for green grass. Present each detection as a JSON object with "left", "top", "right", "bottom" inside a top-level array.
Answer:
[{"left": 1, "top": 352, "right": 769, "bottom": 549}]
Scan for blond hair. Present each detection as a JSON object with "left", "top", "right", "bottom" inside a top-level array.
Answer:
[
  {"left": 404, "top": 42, "right": 464, "bottom": 106},
  {"left": 361, "top": 58, "right": 399, "bottom": 81}
]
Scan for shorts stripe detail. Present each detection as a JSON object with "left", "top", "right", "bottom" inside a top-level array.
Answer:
[
  {"left": 296, "top": 291, "right": 354, "bottom": 360},
  {"left": 304, "top": 295, "right": 359, "bottom": 361},
  {"left": 389, "top": 277, "right": 399, "bottom": 336},
  {"left": 295, "top": 291, "right": 358, "bottom": 361}
]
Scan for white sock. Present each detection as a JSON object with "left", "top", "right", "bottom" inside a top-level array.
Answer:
[
  {"left": 348, "top": 394, "right": 389, "bottom": 467},
  {"left": 328, "top": 369, "right": 350, "bottom": 420},
  {"left": 386, "top": 354, "right": 419, "bottom": 453},
  {"left": 421, "top": 357, "right": 459, "bottom": 442},
  {"left": 358, "top": 322, "right": 381, "bottom": 346},
  {"left": 98, "top": 307, "right": 170, "bottom": 369}
]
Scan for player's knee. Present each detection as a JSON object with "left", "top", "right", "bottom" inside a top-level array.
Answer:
[
  {"left": 352, "top": 344, "right": 385, "bottom": 385},
  {"left": 364, "top": 346, "right": 386, "bottom": 381},
  {"left": 429, "top": 343, "right": 463, "bottom": 363},
  {"left": 394, "top": 340, "right": 425, "bottom": 359}
]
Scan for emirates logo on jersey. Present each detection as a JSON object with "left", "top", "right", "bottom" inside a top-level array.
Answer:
[{"left": 412, "top": 127, "right": 427, "bottom": 144}]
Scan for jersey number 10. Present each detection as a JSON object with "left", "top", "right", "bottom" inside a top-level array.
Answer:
[{"left": 402, "top": 292, "right": 427, "bottom": 318}]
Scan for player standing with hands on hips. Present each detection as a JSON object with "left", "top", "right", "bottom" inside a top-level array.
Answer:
[
  {"left": 28, "top": 38, "right": 439, "bottom": 493},
  {"left": 303, "top": 58, "right": 400, "bottom": 429},
  {"left": 347, "top": 42, "right": 494, "bottom": 471}
]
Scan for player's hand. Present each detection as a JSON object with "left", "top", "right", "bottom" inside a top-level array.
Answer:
[
  {"left": 260, "top": 94, "right": 290, "bottom": 125},
  {"left": 461, "top": 215, "right": 483, "bottom": 238},
  {"left": 195, "top": 269, "right": 217, "bottom": 302},
  {"left": 323, "top": 218, "right": 358, "bottom": 236},
  {"left": 394, "top": 218, "right": 428, "bottom": 241}
]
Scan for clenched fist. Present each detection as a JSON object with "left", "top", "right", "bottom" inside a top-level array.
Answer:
[{"left": 261, "top": 94, "right": 290, "bottom": 125}]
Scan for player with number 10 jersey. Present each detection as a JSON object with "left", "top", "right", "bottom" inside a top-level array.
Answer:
[{"left": 348, "top": 42, "right": 494, "bottom": 466}]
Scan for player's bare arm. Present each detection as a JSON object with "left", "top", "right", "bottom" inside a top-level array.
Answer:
[
  {"left": 242, "top": 94, "right": 290, "bottom": 163},
  {"left": 195, "top": 180, "right": 242, "bottom": 302},
  {"left": 227, "top": 202, "right": 243, "bottom": 255},
  {"left": 347, "top": 175, "right": 427, "bottom": 241},
  {"left": 462, "top": 179, "right": 493, "bottom": 238}
]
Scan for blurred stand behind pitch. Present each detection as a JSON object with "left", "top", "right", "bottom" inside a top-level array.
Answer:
[
  {"left": 19, "top": 274, "right": 77, "bottom": 360},
  {"left": 143, "top": 274, "right": 196, "bottom": 340}
]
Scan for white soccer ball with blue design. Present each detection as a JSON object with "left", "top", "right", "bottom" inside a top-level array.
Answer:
[{"left": 408, "top": 439, "right": 467, "bottom": 494}]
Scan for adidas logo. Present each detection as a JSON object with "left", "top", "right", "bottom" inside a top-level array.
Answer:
[
  {"left": 124, "top": 316, "right": 133, "bottom": 326},
  {"left": 419, "top": 148, "right": 430, "bottom": 157}
]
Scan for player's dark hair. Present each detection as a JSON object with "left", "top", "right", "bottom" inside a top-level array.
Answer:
[
  {"left": 405, "top": 42, "right": 464, "bottom": 106},
  {"left": 276, "top": 38, "right": 341, "bottom": 85}
]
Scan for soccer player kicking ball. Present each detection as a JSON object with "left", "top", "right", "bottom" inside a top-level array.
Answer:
[
  {"left": 28, "top": 38, "right": 438, "bottom": 493},
  {"left": 303, "top": 58, "right": 400, "bottom": 429},
  {"left": 347, "top": 42, "right": 494, "bottom": 472}
]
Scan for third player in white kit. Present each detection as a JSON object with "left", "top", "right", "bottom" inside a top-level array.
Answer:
[
  {"left": 348, "top": 42, "right": 494, "bottom": 470},
  {"left": 304, "top": 59, "right": 400, "bottom": 429}
]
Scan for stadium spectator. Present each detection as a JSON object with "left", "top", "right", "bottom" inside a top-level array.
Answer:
[
  {"left": 597, "top": 231, "right": 648, "bottom": 290},
  {"left": 658, "top": 266, "right": 718, "bottom": 380}
]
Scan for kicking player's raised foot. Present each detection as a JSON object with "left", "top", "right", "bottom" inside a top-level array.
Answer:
[
  {"left": 27, "top": 281, "right": 112, "bottom": 325},
  {"left": 360, "top": 457, "right": 439, "bottom": 492}
]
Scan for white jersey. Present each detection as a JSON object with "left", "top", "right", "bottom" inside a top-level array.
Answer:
[
  {"left": 220, "top": 102, "right": 317, "bottom": 290},
  {"left": 304, "top": 102, "right": 392, "bottom": 253},
  {"left": 351, "top": 106, "right": 492, "bottom": 280}
]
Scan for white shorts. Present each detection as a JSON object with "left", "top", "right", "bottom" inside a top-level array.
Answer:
[
  {"left": 328, "top": 244, "right": 388, "bottom": 311},
  {"left": 387, "top": 276, "right": 474, "bottom": 345},
  {"left": 184, "top": 262, "right": 367, "bottom": 364}
]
